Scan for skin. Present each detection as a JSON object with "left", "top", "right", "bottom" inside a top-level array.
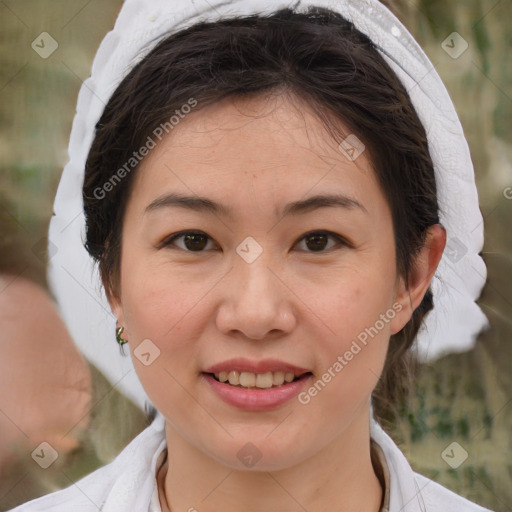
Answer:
[
  {"left": 109, "top": 92, "right": 446, "bottom": 512},
  {"left": 0, "top": 275, "right": 91, "bottom": 473}
]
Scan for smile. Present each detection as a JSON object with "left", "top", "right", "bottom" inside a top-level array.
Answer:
[
  {"left": 202, "top": 372, "right": 313, "bottom": 411},
  {"left": 212, "top": 370, "right": 308, "bottom": 389}
]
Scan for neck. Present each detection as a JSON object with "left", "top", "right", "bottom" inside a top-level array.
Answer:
[{"left": 158, "top": 407, "right": 383, "bottom": 512}]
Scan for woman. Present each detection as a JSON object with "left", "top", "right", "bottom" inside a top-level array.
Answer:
[{"left": 8, "top": 0, "right": 492, "bottom": 510}]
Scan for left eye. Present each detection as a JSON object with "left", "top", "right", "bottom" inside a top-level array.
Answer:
[
  {"left": 295, "top": 230, "right": 347, "bottom": 252},
  {"left": 159, "top": 230, "right": 348, "bottom": 253}
]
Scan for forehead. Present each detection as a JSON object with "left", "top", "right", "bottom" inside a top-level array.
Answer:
[
  {"left": 130, "top": 92, "right": 384, "bottom": 216},
  {"left": 158, "top": 93, "right": 360, "bottom": 163}
]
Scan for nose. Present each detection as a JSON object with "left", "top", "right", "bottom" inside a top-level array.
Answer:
[{"left": 215, "top": 255, "right": 296, "bottom": 341}]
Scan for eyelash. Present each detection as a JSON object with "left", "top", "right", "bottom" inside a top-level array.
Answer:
[{"left": 158, "top": 230, "right": 351, "bottom": 253}]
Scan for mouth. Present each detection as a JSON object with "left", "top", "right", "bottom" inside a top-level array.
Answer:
[
  {"left": 201, "top": 369, "right": 314, "bottom": 411},
  {"left": 205, "top": 370, "right": 313, "bottom": 389}
]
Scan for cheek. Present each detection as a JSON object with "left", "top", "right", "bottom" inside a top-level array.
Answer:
[
  {"left": 120, "top": 254, "right": 203, "bottom": 338},
  {"left": 305, "top": 266, "right": 394, "bottom": 391},
  {"left": 119, "top": 269, "right": 204, "bottom": 414},
  {"left": 311, "top": 263, "right": 396, "bottom": 337}
]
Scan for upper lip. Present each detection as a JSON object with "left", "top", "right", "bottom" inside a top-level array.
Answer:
[{"left": 203, "top": 358, "right": 311, "bottom": 376}]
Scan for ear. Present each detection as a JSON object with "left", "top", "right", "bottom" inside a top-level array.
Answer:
[
  {"left": 390, "top": 224, "right": 447, "bottom": 335},
  {"left": 108, "top": 293, "right": 125, "bottom": 327},
  {"left": 103, "top": 278, "right": 126, "bottom": 329}
]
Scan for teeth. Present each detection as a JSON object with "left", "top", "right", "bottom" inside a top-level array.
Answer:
[
  {"left": 239, "top": 372, "right": 256, "bottom": 387},
  {"left": 273, "top": 371, "right": 285, "bottom": 386},
  {"left": 227, "top": 370, "right": 239, "bottom": 386},
  {"left": 256, "top": 372, "right": 273, "bottom": 388},
  {"left": 214, "top": 370, "right": 301, "bottom": 388}
]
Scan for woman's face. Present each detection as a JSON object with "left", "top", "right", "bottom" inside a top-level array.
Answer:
[{"left": 111, "top": 93, "right": 411, "bottom": 470}]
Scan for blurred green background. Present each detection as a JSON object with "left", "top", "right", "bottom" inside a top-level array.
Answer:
[{"left": 0, "top": 0, "right": 511, "bottom": 510}]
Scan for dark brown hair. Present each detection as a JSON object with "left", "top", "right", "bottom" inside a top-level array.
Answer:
[{"left": 83, "top": 5, "right": 440, "bottom": 422}]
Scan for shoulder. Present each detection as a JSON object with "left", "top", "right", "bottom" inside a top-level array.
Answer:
[
  {"left": 6, "top": 413, "right": 166, "bottom": 512},
  {"left": 413, "top": 471, "right": 494, "bottom": 512}
]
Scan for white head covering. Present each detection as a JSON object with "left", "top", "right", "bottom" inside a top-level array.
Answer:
[{"left": 47, "top": 0, "right": 489, "bottom": 412}]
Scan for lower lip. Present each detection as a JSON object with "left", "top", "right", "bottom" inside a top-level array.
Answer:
[{"left": 201, "top": 373, "right": 313, "bottom": 411}]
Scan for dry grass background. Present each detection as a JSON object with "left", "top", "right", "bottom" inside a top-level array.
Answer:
[{"left": 0, "top": 0, "right": 510, "bottom": 510}]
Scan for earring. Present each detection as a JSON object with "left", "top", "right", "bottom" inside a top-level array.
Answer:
[{"left": 116, "top": 326, "right": 128, "bottom": 345}]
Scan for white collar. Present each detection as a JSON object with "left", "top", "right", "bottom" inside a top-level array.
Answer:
[
  {"left": 144, "top": 413, "right": 431, "bottom": 512},
  {"left": 144, "top": 413, "right": 490, "bottom": 512},
  {"left": 8, "top": 411, "right": 491, "bottom": 512}
]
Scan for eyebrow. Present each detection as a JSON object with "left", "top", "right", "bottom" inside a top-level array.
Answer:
[{"left": 144, "top": 192, "right": 367, "bottom": 218}]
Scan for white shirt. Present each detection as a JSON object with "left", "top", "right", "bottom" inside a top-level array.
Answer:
[{"left": 7, "top": 412, "right": 493, "bottom": 512}]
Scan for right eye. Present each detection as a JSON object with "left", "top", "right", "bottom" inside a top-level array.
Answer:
[{"left": 159, "top": 230, "right": 218, "bottom": 252}]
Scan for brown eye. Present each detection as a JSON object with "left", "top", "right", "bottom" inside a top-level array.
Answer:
[
  {"left": 305, "top": 233, "right": 329, "bottom": 251},
  {"left": 161, "top": 231, "right": 215, "bottom": 252},
  {"left": 296, "top": 231, "right": 347, "bottom": 252},
  {"left": 182, "top": 233, "right": 209, "bottom": 251}
]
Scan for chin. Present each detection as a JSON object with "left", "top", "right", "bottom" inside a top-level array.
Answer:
[{"left": 209, "top": 433, "right": 309, "bottom": 473}]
